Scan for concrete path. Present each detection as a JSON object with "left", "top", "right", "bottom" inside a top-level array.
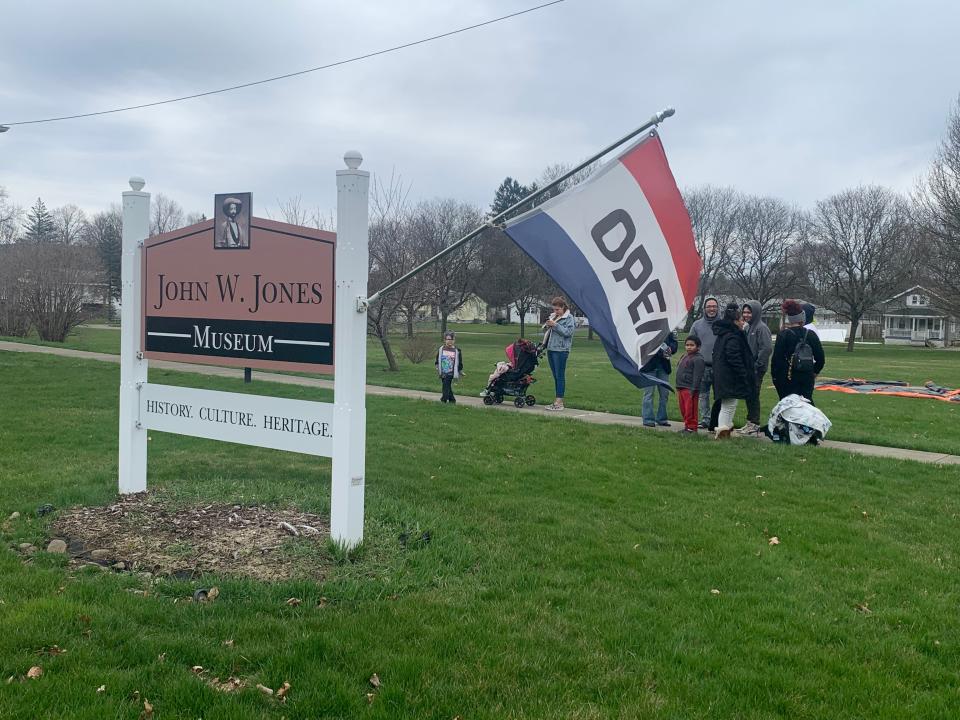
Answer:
[{"left": 3, "top": 340, "right": 959, "bottom": 467}]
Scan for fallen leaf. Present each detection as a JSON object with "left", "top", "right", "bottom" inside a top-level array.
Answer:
[
  {"left": 276, "top": 681, "right": 291, "bottom": 702},
  {"left": 208, "top": 676, "right": 244, "bottom": 693},
  {"left": 768, "top": 536, "right": 781, "bottom": 546},
  {"left": 366, "top": 692, "right": 376, "bottom": 704},
  {"left": 710, "top": 589, "right": 721, "bottom": 595},
  {"left": 141, "top": 699, "right": 154, "bottom": 720},
  {"left": 854, "top": 602, "right": 872, "bottom": 614},
  {"left": 157, "top": 653, "right": 166, "bottom": 663},
  {"left": 257, "top": 683, "right": 274, "bottom": 696},
  {"left": 285, "top": 597, "right": 302, "bottom": 607},
  {"left": 96, "top": 684, "right": 106, "bottom": 693},
  {"left": 26, "top": 666, "right": 43, "bottom": 679},
  {"left": 207, "top": 586, "right": 220, "bottom": 601},
  {"left": 191, "top": 665, "right": 205, "bottom": 675},
  {"left": 222, "top": 639, "right": 234, "bottom": 647},
  {"left": 755, "top": 475, "right": 764, "bottom": 479},
  {"left": 369, "top": 673, "right": 382, "bottom": 689},
  {"left": 39, "top": 645, "right": 67, "bottom": 656}
]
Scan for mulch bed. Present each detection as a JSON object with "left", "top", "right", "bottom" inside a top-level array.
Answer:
[{"left": 49, "top": 493, "right": 330, "bottom": 581}]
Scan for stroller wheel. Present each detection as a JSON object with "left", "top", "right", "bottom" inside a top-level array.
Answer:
[
  {"left": 482, "top": 395, "right": 494, "bottom": 406},
  {"left": 494, "top": 394, "right": 504, "bottom": 404},
  {"left": 514, "top": 396, "right": 525, "bottom": 408},
  {"left": 525, "top": 395, "right": 536, "bottom": 406}
]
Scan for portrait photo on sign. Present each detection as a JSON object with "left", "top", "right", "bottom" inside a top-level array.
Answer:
[{"left": 214, "top": 192, "right": 252, "bottom": 249}]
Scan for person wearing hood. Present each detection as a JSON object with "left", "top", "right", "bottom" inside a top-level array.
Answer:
[
  {"left": 802, "top": 302, "right": 818, "bottom": 336},
  {"left": 736, "top": 300, "right": 773, "bottom": 436},
  {"left": 771, "top": 299, "right": 825, "bottom": 403},
  {"left": 710, "top": 303, "right": 756, "bottom": 439},
  {"left": 688, "top": 297, "right": 720, "bottom": 428}
]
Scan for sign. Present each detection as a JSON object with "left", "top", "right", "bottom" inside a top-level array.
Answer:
[
  {"left": 141, "top": 214, "right": 335, "bottom": 373},
  {"left": 140, "top": 383, "right": 334, "bottom": 456}
]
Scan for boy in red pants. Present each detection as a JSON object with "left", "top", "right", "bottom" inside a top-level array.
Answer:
[{"left": 675, "top": 336, "right": 705, "bottom": 433}]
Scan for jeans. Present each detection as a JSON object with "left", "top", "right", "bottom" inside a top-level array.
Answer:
[
  {"left": 642, "top": 368, "right": 669, "bottom": 423},
  {"left": 717, "top": 398, "right": 738, "bottom": 429},
  {"left": 547, "top": 350, "right": 568, "bottom": 398},
  {"left": 440, "top": 375, "right": 456, "bottom": 403},
  {"left": 698, "top": 365, "right": 714, "bottom": 425},
  {"left": 745, "top": 371, "right": 765, "bottom": 424}
]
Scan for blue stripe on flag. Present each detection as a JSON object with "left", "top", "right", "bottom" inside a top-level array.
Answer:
[{"left": 504, "top": 211, "right": 670, "bottom": 391}]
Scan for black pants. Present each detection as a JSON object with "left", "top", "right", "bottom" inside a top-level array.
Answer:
[
  {"left": 440, "top": 375, "right": 456, "bottom": 403},
  {"left": 746, "top": 372, "right": 765, "bottom": 424},
  {"left": 773, "top": 374, "right": 815, "bottom": 406}
]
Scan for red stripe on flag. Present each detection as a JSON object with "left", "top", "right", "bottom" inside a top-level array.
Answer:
[{"left": 619, "top": 135, "right": 701, "bottom": 309}]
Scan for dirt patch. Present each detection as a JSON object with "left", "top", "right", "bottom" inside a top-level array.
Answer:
[{"left": 50, "top": 493, "right": 330, "bottom": 581}]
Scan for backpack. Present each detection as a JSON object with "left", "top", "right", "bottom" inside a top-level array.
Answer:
[{"left": 790, "top": 329, "right": 815, "bottom": 374}]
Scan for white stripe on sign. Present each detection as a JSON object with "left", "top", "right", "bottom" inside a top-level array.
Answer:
[
  {"left": 147, "top": 332, "right": 192, "bottom": 338},
  {"left": 273, "top": 339, "right": 332, "bottom": 347},
  {"left": 139, "top": 383, "right": 334, "bottom": 457}
]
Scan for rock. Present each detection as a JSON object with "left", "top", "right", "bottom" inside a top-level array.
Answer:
[
  {"left": 18, "top": 543, "right": 37, "bottom": 554},
  {"left": 90, "top": 549, "right": 112, "bottom": 561},
  {"left": 8, "top": 512, "right": 19, "bottom": 521},
  {"left": 111, "top": 562, "right": 126, "bottom": 571},
  {"left": 46, "top": 539, "right": 68, "bottom": 554},
  {"left": 279, "top": 522, "right": 299, "bottom": 537}
]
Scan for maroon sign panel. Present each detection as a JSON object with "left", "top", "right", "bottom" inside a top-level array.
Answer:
[{"left": 141, "top": 216, "right": 335, "bottom": 373}]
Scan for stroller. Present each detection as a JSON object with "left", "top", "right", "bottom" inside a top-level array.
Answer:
[
  {"left": 765, "top": 394, "right": 832, "bottom": 445},
  {"left": 481, "top": 339, "right": 544, "bottom": 408}
]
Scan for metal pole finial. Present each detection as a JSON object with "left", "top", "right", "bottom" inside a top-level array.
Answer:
[
  {"left": 343, "top": 150, "right": 363, "bottom": 170},
  {"left": 129, "top": 176, "right": 146, "bottom": 191}
]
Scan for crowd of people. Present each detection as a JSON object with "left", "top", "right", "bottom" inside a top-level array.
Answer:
[{"left": 435, "top": 295, "right": 826, "bottom": 441}]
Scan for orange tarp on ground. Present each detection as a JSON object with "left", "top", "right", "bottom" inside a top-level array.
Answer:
[{"left": 816, "top": 378, "right": 960, "bottom": 403}]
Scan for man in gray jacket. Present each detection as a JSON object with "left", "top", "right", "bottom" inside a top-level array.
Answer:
[
  {"left": 687, "top": 297, "right": 719, "bottom": 428},
  {"left": 737, "top": 300, "right": 772, "bottom": 435}
]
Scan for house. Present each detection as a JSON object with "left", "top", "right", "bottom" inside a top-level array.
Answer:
[{"left": 879, "top": 286, "right": 958, "bottom": 347}]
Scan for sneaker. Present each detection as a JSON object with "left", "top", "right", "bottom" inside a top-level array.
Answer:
[
  {"left": 714, "top": 426, "right": 732, "bottom": 440},
  {"left": 657, "top": 421, "right": 671, "bottom": 427},
  {"left": 735, "top": 422, "right": 761, "bottom": 436},
  {"left": 681, "top": 428, "right": 697, "bottom": 435},
  {"left": 544, "top": 404, "right": 565, "bottom": 412},
  {"left": 643, "top": 421, "right": 657, "bottom": 427},
  {"left": 698, "top": 421, "right": 708, "bottom": 429}
]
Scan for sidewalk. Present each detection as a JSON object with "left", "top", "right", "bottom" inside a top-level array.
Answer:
[{"left": 3, "top": 340, "right": 959, "bottom": 467}]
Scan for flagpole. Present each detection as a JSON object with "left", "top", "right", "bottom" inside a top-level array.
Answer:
[{"left": 363, "top": 107, "right": 676, "bottom": 307}]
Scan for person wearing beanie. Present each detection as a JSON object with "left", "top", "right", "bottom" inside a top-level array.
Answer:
[
  {"left": 771, "top": 299, "right": 825, "bottom": 403},
  {"left": 736, "top": 300, "right": 772, "bottom": 436},
  {"left": 802, "top": 302, "right": 819, "bottom": 336},
  {"left": 435, "top": 331, "right": 464, "bottom": 403},
  {"left": 710, "top": 302, "right": 755, "bottom": 439},
  {"left": 688, "top": 296, "right": 720, "bottom": 428}
]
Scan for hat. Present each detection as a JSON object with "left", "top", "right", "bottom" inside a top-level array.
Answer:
[
  {"left": 782, "top": 299, "right": 806, "bottom": 325},
  {"left": 222, "top": 197, "right": 243, "bottom": 214},
  {"left": 802, "top": 302, "right": 816, "bottom": 324}
]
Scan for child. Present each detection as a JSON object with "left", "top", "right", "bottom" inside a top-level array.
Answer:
[
  {"left": 674, "top": 336, "right": 705, "bottom": 433},
  {"left": 435, "top": 331, "right": 463, "bottom": 403}
]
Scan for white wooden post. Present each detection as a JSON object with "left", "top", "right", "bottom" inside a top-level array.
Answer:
[
  {"left": 119, "top": 177, "right": 150, "bottom": 494},
  {"left": 331, "top": 151, "right": 370, "bottom": 548}
]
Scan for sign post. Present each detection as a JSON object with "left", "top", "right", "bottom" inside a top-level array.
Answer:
[
  {"left": 119, "top": 177, "right": 150, "bottom": 494},
  {"left": 117, "top": 152, "right": 370, "bottom": 550},
  {"left": 331, "top": 151, "right": 369, "bottom": 548}
]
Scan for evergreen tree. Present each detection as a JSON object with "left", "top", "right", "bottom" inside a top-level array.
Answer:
[
  {"left": 22, "top": 198, "right": 55, "bottom": 243},
  {"left": 490, "top": 177, "right": 531, "bottom": 216}
]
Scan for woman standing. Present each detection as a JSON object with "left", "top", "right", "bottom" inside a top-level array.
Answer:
[
  {"left": 710, "top": 303, "right": 756, "bottom": 439},
  {"left": 543, "top": 296, "right": 575, "bottom": 411},
  {"left": 771, "top": 299, "right": 825, "bottom": 403}
]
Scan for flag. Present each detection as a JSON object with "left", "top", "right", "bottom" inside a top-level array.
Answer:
[{"left": 504, "top": 131, "right": 701, "bottom": 390}]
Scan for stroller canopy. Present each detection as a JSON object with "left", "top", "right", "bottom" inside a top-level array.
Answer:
[
  {"left": 767, "top": 394, "right": 832, "bottom": 446},
  {"left": 506, "top": 339, "right": 539, "bottom": 376}
]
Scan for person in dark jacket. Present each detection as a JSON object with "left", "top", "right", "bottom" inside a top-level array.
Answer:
[
  {"left": 771, "top": 299, "right": 825, "bottom": 403},
  {"left": 641, "top": 330, "right": 678, "bottom": 427},
  {"left": 737, "top": 300, "right": 773, "bottom": 436},
  {"left": 688, "top": 297, "right": 720, "bottom": 428},
  {"left": 710, "top": 303, "right": 756, "bottom": 439},
  {"left": 675, "top": 336, "right": 706, "bottom": 433}
]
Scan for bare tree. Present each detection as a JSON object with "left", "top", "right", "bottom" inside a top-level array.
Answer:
[
  {"left": 52, "top": 204, "right": 87, "bottom": 245},
  {"left": 811, "top": 186, "right": 914, "bottom": 351},
  {"left": 0, "top": 187, "right": 23, "bottom": 244},
  {"left": 20, "top": 243, "right": 103, "bottom": 341},
  {"left": 913, "top": 95, "right": 960, "bottom": 312},
  {"left": 185, "top": 212, "right": 207, "bottom": 226},
  {"left": 410, "top": 198, "right": 484, "bottom": 333},
  {"left": 0, "top": 243, "right": 31, "bottom": 335},
  {"left": 366, "top": 172, "right": 415, "bottom": 370},
  {"left": 682, "top": 186, "right": 740, "bottom": 325},
  {"left": 729, "top": 195, "right": 807, "bottom": 307},
  {"left": 270, "top": 196, "right": 335, "bottom": 231},
  {"left": 150, "top": 193, "right": 185, "bottom": 236},
  {"left": 83, "top": 207, "right": 123, "bottom": 309}
]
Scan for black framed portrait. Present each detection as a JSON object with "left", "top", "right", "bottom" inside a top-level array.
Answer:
[{"left": 214, "top": 192, "right": 252, "bottom": 249}]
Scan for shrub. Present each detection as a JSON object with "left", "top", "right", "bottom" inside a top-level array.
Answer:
[{"left": 401, "top": 334, "right": 435, "bottom": 364}]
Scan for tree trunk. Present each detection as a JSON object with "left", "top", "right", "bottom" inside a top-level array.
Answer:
[
  {"left": 440, "top": 312, "right": 449, "bottom": 335},
  {"left": 378, "top": 332, "right": 399, "bottom": 371},
  {"left": 518, "top": 305, "right": 526, "bottom": 339},
  {"left": 587, "top": 324, "right": 595, "bottom": 341},
  {"left": 406, "top": 312, "right": 414, "bottom": 339},
  {"left": 846, "top": 314, "right": 861, "bottom": 352}
]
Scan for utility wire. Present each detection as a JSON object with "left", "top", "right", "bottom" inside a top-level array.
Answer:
[{"left": 2, "top": 0, "right": 566, "bottom": 127}]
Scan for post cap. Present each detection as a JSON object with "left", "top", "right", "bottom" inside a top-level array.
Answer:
[
  {"left": 129, "top": 176, "right": 146, "bottom": 191},
  {"left": 343, "top": 150, "right": 363, "bottom": 170}
]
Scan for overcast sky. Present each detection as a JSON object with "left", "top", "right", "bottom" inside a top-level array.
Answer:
[{"left": 2, "top": 0, "right": 959, "bottom": 222}]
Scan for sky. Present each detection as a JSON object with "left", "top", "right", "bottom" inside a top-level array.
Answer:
[{"left": 2, "top": 0, "right": 959, "bottom": 222}]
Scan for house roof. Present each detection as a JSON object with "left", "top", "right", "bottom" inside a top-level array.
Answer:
[{"left": 882, "top": 285, "right": 949, "bottom": 305}]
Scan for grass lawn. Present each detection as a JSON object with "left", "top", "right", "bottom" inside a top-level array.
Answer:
[
  {"left": 2, "top": 351, "right": 960, "bottom": 718},
  {"left": 3, "top": 324, "right": 959, "bottom": 455}
]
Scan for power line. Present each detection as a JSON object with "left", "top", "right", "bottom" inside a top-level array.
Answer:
[{"left": 2, "top": 0, "right": 567, "bottom": 128}]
